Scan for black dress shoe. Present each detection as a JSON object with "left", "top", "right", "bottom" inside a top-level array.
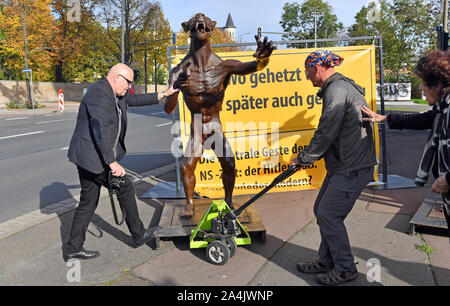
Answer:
[
  {"left": 134, "top": 225, "right": 163, "bottom": 247},
  {"left": 64, "top": 249, "right": 100, "bottom": 261}
]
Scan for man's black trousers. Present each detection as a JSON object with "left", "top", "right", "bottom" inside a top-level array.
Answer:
[
  {"left": 66, "top": 166, "right": 146, "bottom": 253},
  {"left": 314, "top": 167, "right": 374, "bottom": 272}
]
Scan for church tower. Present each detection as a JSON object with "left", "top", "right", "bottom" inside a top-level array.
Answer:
[{"left": 223, "top": 13, "right": 236, "bottom": 42}]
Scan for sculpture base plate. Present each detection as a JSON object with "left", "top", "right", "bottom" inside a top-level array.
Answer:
[
  {"left": 154, "top": 196, "right": 267, "bottom": 247},
  {"left": 367, "top": 174, "right": 417, "bottom": 190},
  {"left": 410, "top": 193, "right": 448, "bottom": 235}
]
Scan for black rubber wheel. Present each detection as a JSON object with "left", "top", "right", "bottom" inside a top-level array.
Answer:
[
  {"left": 223, "top": 238, "right": 238, "bottom": 257},
  {"left": 206, "top": 240, "right": 230, "bottom": 265}
]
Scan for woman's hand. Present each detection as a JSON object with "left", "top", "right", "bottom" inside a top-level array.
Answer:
[{"left": 361, "top": 105, "right": 387, "bottom": 123}]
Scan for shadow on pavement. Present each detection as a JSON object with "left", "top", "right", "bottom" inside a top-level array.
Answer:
[
  {"left": 258, "top": 234, "right": 384, "bottom": 286},
  {"left": 121, "top": 152, "right": 175, "bottom": 175},
  {"left": 167, "top": 230, "right": 382, "bottom": 286},
  {"left": 127, "top": 104, "right": 175, "bottom": 120},
  {"left": 39, "top": 179, "right": 164, "bottom": 260},
  {"left": 39, "top": 182, "right": 78, "bottom": 258}
]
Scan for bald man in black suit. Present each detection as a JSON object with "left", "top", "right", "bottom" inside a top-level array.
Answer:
[{"left": 64, "top": 63, "right": 177, "bottom": 261}]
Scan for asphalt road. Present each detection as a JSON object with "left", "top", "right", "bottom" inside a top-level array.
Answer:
[{"left": 0, "top": 103, "right": 176, "bottom": 223}]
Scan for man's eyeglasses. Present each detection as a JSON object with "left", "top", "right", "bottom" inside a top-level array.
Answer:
[{"left": 119, "top": 74, "right": 133, "bottom": 86}]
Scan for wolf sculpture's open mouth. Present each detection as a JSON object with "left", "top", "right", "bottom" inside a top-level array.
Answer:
[
  {"left": 182, "top": 13, "right": 215, "bottom": 35},
  {"left": 195, "top": 21, "right": 208, "bottom": 33}
]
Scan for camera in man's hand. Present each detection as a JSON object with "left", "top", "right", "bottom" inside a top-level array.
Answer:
[{"left": 110, "top": 175, "right": 126, "bottom": 194}]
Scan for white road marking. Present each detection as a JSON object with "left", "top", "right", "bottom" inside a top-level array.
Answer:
[
  {"left": 151, "top": 111, "right": 166, "bottom": 115},
  {"left": 36, "top": 119, "right": 71, "bottom": 124},
  {"left": 61, "top": 146, "right": 69, "bottom": 151},
  {"left": 0, "top": 131, "right": 44, "bottom": 140},
  {"left": 156, "top": 122, "right": 172, "bottom": 127},
  {"left": 5, "top": 117, "right": 29, "bottom": 121}
]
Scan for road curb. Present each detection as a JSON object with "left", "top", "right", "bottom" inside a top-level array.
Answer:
[
  {"left": 0, "top": 102, "right": 80, "bottom": 117},
  {"left": 0, "top": 163, "right": 177, "bottom": 241}
]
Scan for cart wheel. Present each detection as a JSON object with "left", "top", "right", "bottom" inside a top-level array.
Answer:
[
  {"left": 206, "top": 240, "right": 230, "bottom": 265},
  {"left": 223, "top": 238, "right": 237, "bottom": 257}
]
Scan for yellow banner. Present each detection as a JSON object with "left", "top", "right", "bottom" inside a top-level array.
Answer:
[{"left": 175, "top": 45, "right": 379, "bottom": 198}]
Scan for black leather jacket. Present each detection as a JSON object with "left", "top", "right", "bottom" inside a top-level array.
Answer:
[
  {"left": 387, "top": 94, "right": 450, "bottom": 183},
  {"left": 297, "top": 73, "right": 378, "bottom": 174}
]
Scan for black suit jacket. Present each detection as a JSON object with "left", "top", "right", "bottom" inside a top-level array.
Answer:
[{"left": 68, "top": 79, "right": 160, "bottom": 174}]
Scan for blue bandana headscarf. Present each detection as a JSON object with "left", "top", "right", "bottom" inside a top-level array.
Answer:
[{"left": 305, "top": 50, "right": 344, "bottom": 68}]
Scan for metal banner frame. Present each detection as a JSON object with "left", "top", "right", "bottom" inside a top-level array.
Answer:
[{"left": 141, "top": 35, "right": 415, "bottom": 200}]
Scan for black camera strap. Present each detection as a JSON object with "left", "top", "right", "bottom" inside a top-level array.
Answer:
[
  {"left": 107, "top": 99, "right": 125, "bottom": 226},
  {"left": 108, "top": 191, "right": 126, "bottom": 225},
  {"left": 107, "top": 171, "right": 126, "bottom": 226}
]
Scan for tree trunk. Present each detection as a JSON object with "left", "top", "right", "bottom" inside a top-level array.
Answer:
[{"left": 55, "top": 62, "right": 64, "bottom": 82}]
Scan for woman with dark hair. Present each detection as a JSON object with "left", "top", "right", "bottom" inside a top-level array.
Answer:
[{"left": 362, "top": 50, "right": 450, "bottom": 240}]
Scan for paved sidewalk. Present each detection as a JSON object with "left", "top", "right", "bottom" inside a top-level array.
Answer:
[
  {"left": 131, "top": 184, "right": 448, "bottom": 286},
  {"left": 0, "top": 165, "right": 448, "bottom": 286},
  {"left": 0, "top": 101, "right": 80, "bottom": 117}
]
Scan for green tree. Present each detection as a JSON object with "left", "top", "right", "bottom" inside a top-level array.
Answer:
[
  {"left": 427, "top": 0, "right": 450, "bottom": 50},
  {"left": 51, "top": 0, "right": 115, "bottom": 82},
  {"left": 175, "top": 26, "right": 237, "bottom": 53},
  {"left": 279, "top": 0, "right": 344, "bottom": 48},
  {"left": 0, "top": 4, "right": 12, "bottom": 79},
  {"left": 0, "top": 0, "right": 56, "bottom": 81},
  {"left": 93, "top": 0, "right": 172, "bottom": 85},
  {"left": 60, "top": 19, "right": 116, "bottom": 82},
  {"left": 130, "top": 5, "right": 172, "bottom": 86},
  {"left": 97, "top": 0, "right": 168, "bottom": 64},
  {"left": 348, "top": 0, "right": 434, "bottom": 82},
  {"left": 51, "top": 0, "right": 96, "bottom": 82}
]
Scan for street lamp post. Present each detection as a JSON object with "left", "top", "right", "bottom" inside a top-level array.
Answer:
[
  {"left": 19, "top": 10, "right": 32, "bottom": 108},
  {"left": 444, "top": 0, "right": 448, "bottom": 33},
  {"left": 237, "top": 33, "right": 251, "bottom": 51},
  {"left": 238, "top": 32, "right": 251, "bottom": 42},
  {"left": 23, "top": 47, "right": 53, "bottom": 109},
  {"left": 121, "top": 0, "right": 125, "bottom": 63},
  {"left": 144, "top": 46, "right": 147, "bottom": 93},
  {"left": 314, "top": 10, "right": 318, "bottom": 48},
  {"left": 154, "top": 57, "right": 158, "bottom": 93}
]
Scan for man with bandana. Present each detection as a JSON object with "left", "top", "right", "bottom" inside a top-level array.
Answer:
[{"left": 290, "top": 50, "right": 377, "bottom": 285}]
